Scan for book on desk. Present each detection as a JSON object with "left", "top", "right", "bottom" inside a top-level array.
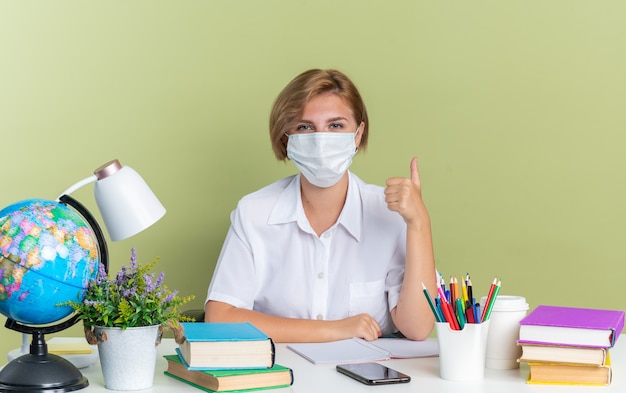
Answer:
[
  {"left": 518, "top": 343, "right": 608, "bottom": 366},
  {"left": 518, "top": 305, "right": 624, "bottom": 347},
  {"left": 164, "top": 355, "right": 293, "bottom": 392},
  {"left": 165, "top": 322, "right": 291, "bottom": 392},
  {"left": 526, "top": 356, "right": 612, "bottom": 386},
  {"left": 177, "top": 322, "right": 275, "bottom": 369},
  {"left": 517, "top": 305, "right": 625, "bottom": 386}
]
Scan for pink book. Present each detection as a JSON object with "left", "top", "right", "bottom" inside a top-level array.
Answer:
[{"left": 518, "top": 305, "right": 625, "bottom": 348}]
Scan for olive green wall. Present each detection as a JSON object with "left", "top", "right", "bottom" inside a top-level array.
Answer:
[{"left": 1, "top": 1, "right": 625, "bottom": 358}]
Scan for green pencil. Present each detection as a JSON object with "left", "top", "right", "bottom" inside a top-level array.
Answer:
[
  {"left": 483, "top": 279, "right": 501, "bottom": 321},
  {"left": 421, "top": 282, "right": 443, "bottom": 322},
  {"left": 455, "top": 298, "right": 466, "bottom": 329}
]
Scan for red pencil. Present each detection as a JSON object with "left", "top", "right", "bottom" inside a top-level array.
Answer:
[
  {"left": 451, "top": 276, "right": 460, "bottom": 315},
  {"left": 442, "top": 301, "right": 460, "bottom": 330},
  {"left": 481, "top": 277, "right": 498, "bottom": 322}
]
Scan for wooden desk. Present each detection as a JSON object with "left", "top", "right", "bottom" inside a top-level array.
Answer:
[{"left": 4, "top": 338, "right": 624, "bottom": 392}]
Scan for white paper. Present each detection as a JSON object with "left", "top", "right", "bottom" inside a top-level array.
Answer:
[
  {"left": 287, "top": 337, "right": 439, "bottom": 364},
  {"left": 372, "top": 337, "right": 439, "bottom": 359}
]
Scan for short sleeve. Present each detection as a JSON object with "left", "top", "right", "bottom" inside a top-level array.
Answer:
[{"left": 205, "top": 208, "right": 258, "bottom": 309}]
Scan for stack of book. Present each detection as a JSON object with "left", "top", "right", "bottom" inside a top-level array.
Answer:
[
  {"left": 164, "top": 322, "right": 293, "bottom": 392},
  {"left": 517, "top": 305, "right": 625, "bottom": 386}
]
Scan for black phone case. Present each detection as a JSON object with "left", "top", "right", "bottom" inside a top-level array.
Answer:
[{"left": 336, "top": 363, "right": 411, "bottom": 385}]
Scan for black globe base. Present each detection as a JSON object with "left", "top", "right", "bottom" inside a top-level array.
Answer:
[
  {"left": 0, "top": 328, "right": 88, "bottom": 393},
  {"left": 0, "top": 352, "right": 88, "bottom": 393}
]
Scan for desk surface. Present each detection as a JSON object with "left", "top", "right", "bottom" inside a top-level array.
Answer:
[{"left": 4, "top": 338, "right": 624, "bottom": 392}]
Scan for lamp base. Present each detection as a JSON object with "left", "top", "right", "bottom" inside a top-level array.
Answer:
[{"left": 0, "top": 352, "right": 88, "bottom": 392}]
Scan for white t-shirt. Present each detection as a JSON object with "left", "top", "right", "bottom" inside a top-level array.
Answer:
[{"left": 206, "top": 172, "right": 407, "bottom": 335}]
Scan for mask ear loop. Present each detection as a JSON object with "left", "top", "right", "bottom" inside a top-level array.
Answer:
[
  {"left": 354, "top": 124, "right": 362, "bottom": 152},
  {"left": 282, "top": 132, "right": 290, "bottom": 154}
]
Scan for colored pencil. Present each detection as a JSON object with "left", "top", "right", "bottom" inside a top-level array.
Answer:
[
  {"left": 449, "top": 276, "right": 456, "bottom": 308},
  {"left": 455, "top": 298, "right": 466, "bottom": 329},
  {"left": 483, "top": 279, "right": 501, "bottom": 321},
  {"left": 467, "top": 277, "right": 474, "bottom": 306},
  {"left": 443, "top": 301, "right": 460, "bottom": 330},
  {"left": 481, "top": 277, "right": 498, "bottom": 322},
  {"left": 437, "top": 284, "right": 447, "bottom": 304},
  {"left": 421, "top": 282, "right": 443, "bottom": 322},
  {"left": 461, "top": 280, "right": 469, "bottom": 305}
]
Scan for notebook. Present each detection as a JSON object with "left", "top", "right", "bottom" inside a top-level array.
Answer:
[{"left": 287, "top": 337, "right": 439, "bottom": 364}]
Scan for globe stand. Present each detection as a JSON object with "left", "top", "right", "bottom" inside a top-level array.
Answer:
[
  {"left": 0, "top": 195, "right": 109, "bottom": 393},
  {"left": 0, "top": 318, "right": 88, "bottom": 392}
]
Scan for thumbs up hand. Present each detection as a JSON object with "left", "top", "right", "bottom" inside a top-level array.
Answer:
[{"left": 384, "top": 157, "right": 430, "bottom": 227}]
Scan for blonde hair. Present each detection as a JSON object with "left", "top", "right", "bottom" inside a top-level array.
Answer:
[{"left": 269, "top": 69, "right": 369, "bottom": 160}]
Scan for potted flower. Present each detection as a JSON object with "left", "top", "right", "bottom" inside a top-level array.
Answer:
[{"left": 61, "top": 247, "right": 194, "bottom": 390}]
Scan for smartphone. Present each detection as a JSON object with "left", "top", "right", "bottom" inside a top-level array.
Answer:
[{"left": 336, "top": 362, "right": 411, "bottom": 385}]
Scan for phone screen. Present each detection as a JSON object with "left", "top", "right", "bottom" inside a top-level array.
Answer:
[{"left": 336, "top": 362, "right": 411, "bottom": 385}]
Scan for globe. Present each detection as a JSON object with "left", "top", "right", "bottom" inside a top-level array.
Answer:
[{"left": 0, "top": 198, "right": 100, "bottom": 326}]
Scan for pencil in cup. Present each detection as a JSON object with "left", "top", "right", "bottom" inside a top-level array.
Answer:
[
  {"left": 481, "top": 278, "right": 501, "bottom": 322},
  {"left": 422, "top": 275, "right": 501, "bottom": 329},
  {"left": 423, "top": 282, "right": 459, "bottom": 330},
  {"left": 421, "top": 282, "right": 444, "bottom": 322}
]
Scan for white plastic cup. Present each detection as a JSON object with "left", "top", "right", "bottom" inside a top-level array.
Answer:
[
  {"left": 479, "top": 295, "right": 529, "bottom": 369},
  {"left": 435, "top": 320, "right": 490, "bottom": 381}
]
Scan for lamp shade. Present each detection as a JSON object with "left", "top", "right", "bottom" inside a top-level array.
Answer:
[{"left": 93, "top": 160, "right": 166, "bottom": 241}]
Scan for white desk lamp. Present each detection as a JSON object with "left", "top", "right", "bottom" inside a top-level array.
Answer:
[
  {"left": 0, "top": 159, "right": 165, "bottom": 392},
  {"left": 66, "top": 159, "right": 166, "bottom": 242}
]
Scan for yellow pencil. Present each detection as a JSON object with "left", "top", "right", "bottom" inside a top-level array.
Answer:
[{"left": 462, "top": 280, "right": 469, "bottom": 304}]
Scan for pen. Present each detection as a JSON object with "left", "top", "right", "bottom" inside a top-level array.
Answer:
[
  {"left": 474, "top": 302, "right": 480, "bottom": 323},
  {"left": 465, "top": 302, "right": 475, "bottom": 324},
  {"left": 435, "top": 297, "right": 444, "bottom": 323},
  {"left": 436, "top": 284, "right": 455, "bottom": 327},
  {"left": 439, "top": 275, "right": 446, "bottom": 294}
]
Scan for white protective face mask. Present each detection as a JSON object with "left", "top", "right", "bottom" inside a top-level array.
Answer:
[{"left": 286, "top": 131, "right": 358, "bottom": 188}]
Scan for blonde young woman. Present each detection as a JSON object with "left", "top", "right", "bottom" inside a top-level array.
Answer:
[{"left": 205, "top": 69, "right": 437, "bottom": 343}]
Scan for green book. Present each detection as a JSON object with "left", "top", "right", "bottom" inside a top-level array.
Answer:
[{"left": 163, "top": 355, "right": 293, "bottom": 392}]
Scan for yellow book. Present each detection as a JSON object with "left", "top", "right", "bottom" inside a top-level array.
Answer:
[
  {"left": 518, "top": 342, "right": 608, "bottom": 366},
  {"left": 526, "top": 353, "right": 612, "bottom": 386},
  {"left": 48, "top": 342, "right": 93, "bottom": 355}
]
